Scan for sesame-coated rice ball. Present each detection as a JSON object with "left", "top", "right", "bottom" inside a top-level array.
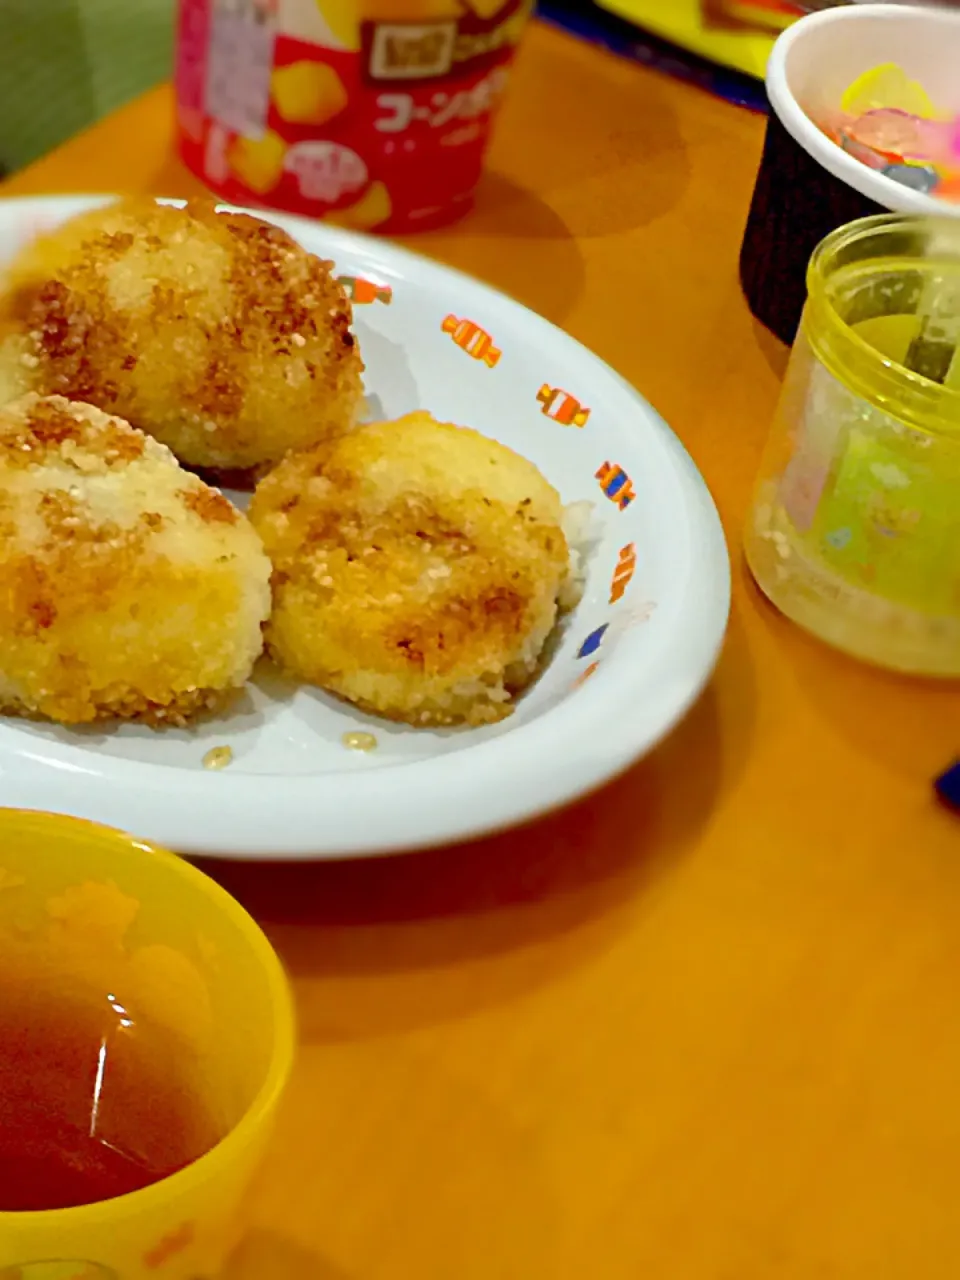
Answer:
[
  {"left": 249, "top": 412, "right": 576, "bottom": 727},
  {"left": 0, "top": 394, "right": 271, "bottom": 725},
  {"left": 0, "top": 199, "right": 363, "bottom": 472}
]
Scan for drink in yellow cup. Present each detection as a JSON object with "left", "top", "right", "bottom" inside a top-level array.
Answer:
[
  {"left": 175, "top": 0, "right": 532, "bottom": 232},
  {"left": 0, "top": 810, "right": 295, "bottom": 1280}
]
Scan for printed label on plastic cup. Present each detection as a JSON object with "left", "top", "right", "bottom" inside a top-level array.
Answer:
[
  {"left": 776, "top": 357, "right": 959, "bottom": 615},
  {"left": 175, "top": 0, "right": 531, "bottom": 232}
]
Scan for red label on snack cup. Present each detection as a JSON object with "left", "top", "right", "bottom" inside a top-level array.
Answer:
[{"left": 175, "top": 0, "right": 530, "bottom": 233}]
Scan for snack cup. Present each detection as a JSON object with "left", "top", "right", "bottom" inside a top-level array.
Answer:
[
  {"left": 0, "top": 810, "right": 295, "bottom": 1280},
  {"left": 175, "top": 0, "right": 533, "bottom": 233},
  {"left": 741, "top": 3, "right": 960, "bottom": 344},
  {"left": 744, "top": 214, "right": 960, "bottom": 677}
]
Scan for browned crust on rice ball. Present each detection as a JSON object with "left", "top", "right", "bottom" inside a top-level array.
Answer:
[
  {"left": 249, "top": 412, "right": 572, "bottom": 727},
  {"left": 0, "top": 393, "right": 271, "bottom": 725},
  {"left": 0, "top": 199, "right": 364, "bottom": 471}
]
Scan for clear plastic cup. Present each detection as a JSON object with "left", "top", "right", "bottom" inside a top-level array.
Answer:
[
  {"left": 744, "top": 213, "right": 960, "bottom": 676},
  {"left": 0, "top": 810, "right": 295, "bottom": 1280}
]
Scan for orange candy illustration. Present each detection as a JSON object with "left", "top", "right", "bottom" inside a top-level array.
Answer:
[
  {"left": 337, "top": 275, "right": 394, "bottom": 304},
  {"left": 609, "top": 543, "right": 637, "bottom": 603},
  {"left": 537, "top": 384, "right": 590, "bottom": 427},
  {"left": 442, "top": 315, "right": 501, "bottom": 367}
]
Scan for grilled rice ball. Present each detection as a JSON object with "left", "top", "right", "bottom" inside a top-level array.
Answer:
[
  {"left": 249, "top": 412, "right": 574, "bottom": 727},
  {"left": 0, "top": 198, "right": 363, "bottom": 472},
  {"left": 0, "top": 394, "right": 271, "bottom": 725}
]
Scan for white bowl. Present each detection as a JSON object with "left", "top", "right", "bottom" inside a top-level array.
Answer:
[
  {"left": 768, "top": 2, "right": 960, "bottom": 216},
  {"left": 0, "top": 195, "right": 730, "bottom": 860}
]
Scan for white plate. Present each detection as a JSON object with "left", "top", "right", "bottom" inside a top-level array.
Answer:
[{"left": 0, "top": 195, "right": 729, "bottom": 859}]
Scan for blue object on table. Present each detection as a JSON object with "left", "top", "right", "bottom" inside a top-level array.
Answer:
[
  {"left": 935, "top": 761, "right": 960, "bottom": 812},
  {"left": 534, "top": 0, "right": 768, "bottom": 112}
]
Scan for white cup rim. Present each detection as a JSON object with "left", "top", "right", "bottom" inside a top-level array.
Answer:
[{"left": 766, "top": 2, "right": 960, "bottom": 219}]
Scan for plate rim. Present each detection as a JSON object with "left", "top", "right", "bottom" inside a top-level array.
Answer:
[{"left": 0, "top": 194, "right": 730, "bottom": 860}]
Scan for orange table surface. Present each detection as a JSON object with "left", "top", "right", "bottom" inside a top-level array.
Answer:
[{"left": 4, "top": 22, "right": 960, "bottom": 1280}]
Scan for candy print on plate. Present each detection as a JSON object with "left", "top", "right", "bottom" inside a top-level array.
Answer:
[
  {"left": 572, "top": 661, "right": 599, "bottom": 690},
  {"left": 609, "top": 543, "right": 637, "bottom": 603},
  {"left": 577, "top": 625, "right": 609, "bottom": 660},
  {"left": 442, "top": 315, "right": 501, "bottom": 366},
  {"left": 0, "top": 195, "right": 729, "bottom": 859},
  {"left": 537, "top": 384, "right": 590, "bottom": 428},
  {"left": 337, "top": 275, "right": 393, "bottom": 304},
  {"left": 595, "top": 461, "right": 635, "bottom": 510}
]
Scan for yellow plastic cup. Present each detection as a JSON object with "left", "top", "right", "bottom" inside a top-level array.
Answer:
[
  {"left": 745, "top": 214, "right": 960, "bottom": 675},
  {"left": 0, "top": 810, "right": 295, "bottom": 1280}
]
